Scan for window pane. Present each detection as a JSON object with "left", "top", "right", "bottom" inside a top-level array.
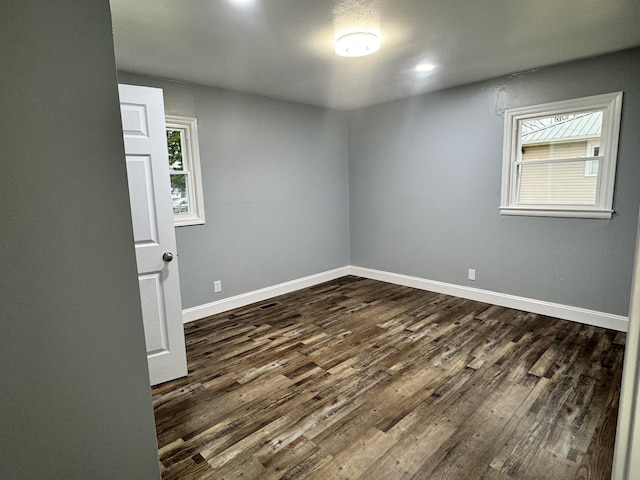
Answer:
[
  {"left": 167, "top": 129, "right": 184, "bottom": 171},
  {"left": 517, "top": 160, "right": 597, "bottom": 205},
  {"left": 171, "top": 173, "right": 190, "bottom": 214},
  {"left": 585, "top": 159, "right": 599, "bottom": 177},
  {"left": 520, "top": 111, "right": 603, "bottom": 161}
]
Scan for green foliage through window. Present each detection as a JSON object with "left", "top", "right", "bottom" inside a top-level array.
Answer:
[
  {"left": 167, "top": 129, "right": 183, "bottom": 171},
  {"left": 171, "top": 173, "right": 186, "bottom": 192}
]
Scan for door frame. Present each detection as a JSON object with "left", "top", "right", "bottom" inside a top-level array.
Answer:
[{"left": 612, "top": 210, "right": 640, "bottom": 479}]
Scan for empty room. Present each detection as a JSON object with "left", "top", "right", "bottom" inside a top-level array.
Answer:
[{"left": 4, "top": 1, "right": 640, "bottom": 480}]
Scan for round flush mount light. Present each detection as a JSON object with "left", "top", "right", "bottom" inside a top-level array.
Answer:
[
  {"left": 335, "top": 32, "right": 380, "bottom": 57},
  {"left": 227, "top": 0, "right": 255, "bottom": 8},
  {"left": 414, "top": 62, "right": 437, "bottom": 74}
]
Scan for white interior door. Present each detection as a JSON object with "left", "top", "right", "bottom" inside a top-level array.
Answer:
[{"left": 118, "top": 83, "right": 188, "bottom": 386}]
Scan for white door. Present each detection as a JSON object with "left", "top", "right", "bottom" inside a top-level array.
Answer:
[{"left": 118, "top": 84, "right": 188, "bottom": 386}]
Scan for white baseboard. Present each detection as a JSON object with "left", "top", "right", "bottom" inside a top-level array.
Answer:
[
  {"left": 349, "top": 266, "right": 628, "bottom": 332},
  {"left": 182, "top": 265, "right": 628, "bottom": 332},
  {"left": 181, "top": 267, "right": 352, "bottom": 324}
]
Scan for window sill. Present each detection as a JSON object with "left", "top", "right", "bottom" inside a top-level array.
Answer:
[
  {"left": 174, "top": 215, "right": 205, "bottom": 227},
  {"left": 499, "top": 207, "right": 613, "bottom": 219}
]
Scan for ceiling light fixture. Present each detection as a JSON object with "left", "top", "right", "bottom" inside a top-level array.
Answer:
[
  {"left": 227, "top": 0, "right": 255, "bottom": 8},
  {"left": 415, "top": 62, "right": 437, "bottom": 74},
  {"left": 335, "top": 32, "right": 380, "bottom": 57}
]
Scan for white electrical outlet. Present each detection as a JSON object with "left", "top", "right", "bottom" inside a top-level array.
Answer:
[
  {"left": 468, "top": 269, "right": 476, "bottom": 281},
  {"left": 214, "top": 280, "right": 222, "bottom": 293}
]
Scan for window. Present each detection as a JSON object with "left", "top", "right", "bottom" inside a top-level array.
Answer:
[
  {"left": 166, "top": 115, "right": 205, "bottom": 226},
  {"left": 500, "top": 92, "right": 623, "bottom": 219}
]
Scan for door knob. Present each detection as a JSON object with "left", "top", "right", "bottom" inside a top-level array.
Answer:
[{"left": 162, "top": 252, "right": 174, "bottom": 262}]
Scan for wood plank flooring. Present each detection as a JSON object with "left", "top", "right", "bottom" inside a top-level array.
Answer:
[{"left": 152, "top": 276, "right": 625, "bottom": 480}]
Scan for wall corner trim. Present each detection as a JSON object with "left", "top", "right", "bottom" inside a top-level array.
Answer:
[{"left": 182, "top": 265, "right": 628, "bottom": 332}]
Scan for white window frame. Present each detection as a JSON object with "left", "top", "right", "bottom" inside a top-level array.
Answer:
[
  {"left": 500, "top": 92, "right": 623, "bottom": 219},
  {"left": 166, "top": 115, "right": 205, "bottom": 226}
]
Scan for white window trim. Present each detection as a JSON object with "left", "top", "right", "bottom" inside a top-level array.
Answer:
[
  {"left": 499, "top": 91, "right": 623, "bottom": 219},
  {"left": 166, "top": 115, "right": 205, "bottom": 227}
]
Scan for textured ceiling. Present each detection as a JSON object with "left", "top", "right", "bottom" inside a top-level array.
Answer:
[{"left": 110, "top": 0, "right": 640, "bottom": 110}]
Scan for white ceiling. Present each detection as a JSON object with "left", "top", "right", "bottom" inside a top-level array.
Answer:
[{"left": 110, "top": 0, "right": 640, "bottom": 111}]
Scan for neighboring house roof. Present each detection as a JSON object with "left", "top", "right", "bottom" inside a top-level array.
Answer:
[{"left": 522, "top": 111, "right": 602, "bottom": 145}]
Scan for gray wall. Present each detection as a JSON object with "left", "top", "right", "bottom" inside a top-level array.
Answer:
[
  {"left": 0, "top": 1, "right": 160, "bottom": 479},
  {"left": 117, "top": 72, "right": 351, "bottom": 309},
  {"left": 349, "top": 48, "right": 640, "bottom": 317}
]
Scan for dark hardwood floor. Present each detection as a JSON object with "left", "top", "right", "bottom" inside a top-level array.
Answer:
[{"left": 152, "top": 276, "right": 625, "bottom": 480}]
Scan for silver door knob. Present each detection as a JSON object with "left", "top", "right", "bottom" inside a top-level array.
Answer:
[{"left": 162, "top": 252, "right": 174, "bottom": 262}]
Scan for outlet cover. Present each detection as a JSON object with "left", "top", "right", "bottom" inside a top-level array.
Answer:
[
  {"left": 214, "top": 280, "right": 222, "bottom": 293},
  {"left": 468, "top": 269, "right": 476, "bottom": 281}
]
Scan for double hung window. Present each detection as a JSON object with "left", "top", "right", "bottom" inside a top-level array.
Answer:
[
  {"left": 166, "top": 115, "right": 205, "bottom": 226},
  {"left": 500, "top": 92, "right": 623, "bottom": 218}
]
